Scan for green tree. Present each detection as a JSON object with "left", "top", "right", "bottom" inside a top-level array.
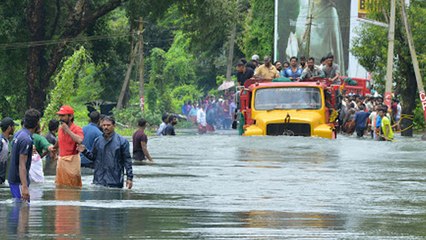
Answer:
[
  {"left": 239, "top": 0, "right": 274, "bottom": 59},
  {"left": 43, "top": 46, "right": 97, "bottom": 126},
  {"left": 351, "top": 0, "right": 426, "bottom": 133}
]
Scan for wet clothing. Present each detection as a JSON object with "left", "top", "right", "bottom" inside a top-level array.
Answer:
[
  {"left": 381, "top": 116, "right": 394, "bottom": 140},
  {"left": 376, "top": 115, "right": 382, "bottom": 129},
  {"left": 156, "top": 122, "right": 167, "bottom": 136},
  {"left": 0, "top": 134, "right": 9, "bottom": 183},
  {"left": 282, "top": 67, "right": 303, "bottom": 80},
  {"left": 58, "top": 123, "right": 84, "bottom": 157},
  {"left": 81, "top": 123, "right": 102, "bottom": 168},
  {"left": 33, "top": 134, "right": 52, "bottom": 156},
  {"left": 197, "top": 109, "right": 207, "bottom": 127},
  {"left": 254, "top": 64, "right": 279, "bottom": 80},
  {"left": 56, "top": 123, "right": 84, "bottom": 187},
  {"left": 56, "top": 154, "right": 82, "bottom": 187},
  {"left": 8, "top": 128, "right": 33, "bottom": 185},
  {"left": 9, "top": 183, "right": 24, "bottom": 199},
  {"left": 237, "top": 67, "right": 254, "bottom": 86},
  {"left": 355, "top": 111, "right": 370, "bottom": 137},
  {"left": 82, "top": 133, "right": 133, "bottom": 188},
  {"left": 132, "top": 129, "right": 148, "bottom": 161},
  {"left": 162, "top": 124, "right": 176, "bottom": 136}
]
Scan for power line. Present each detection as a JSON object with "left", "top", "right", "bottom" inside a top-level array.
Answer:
[
  {"left": 0, "top": 33, "right": 175, "bottom": 51},
  {"left": 0, "top": 33, "right": 132, "bottom": 50}
]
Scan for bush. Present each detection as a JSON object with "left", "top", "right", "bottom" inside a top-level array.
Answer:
[{"left": 112, "top": 105, "right": 162, "bottom": 127}]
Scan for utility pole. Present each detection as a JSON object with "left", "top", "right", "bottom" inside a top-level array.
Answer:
[
  {"left": 384, "top": 0, "right": 396, "bottom": 109},
  {"left": 226, "top": 22, "right": 236, "bottom": 82},
  {"left": 399, "top": 0, "right": 426, "bottom": 139},
  {"left": 116, "top": 36, "right": 138, "bottom": 110},
  {"left": 137, "top": 17, "right": 145, "bottom": 112},
  {"left": 305, "top": 0, "right": 314, "bottom": 57}
]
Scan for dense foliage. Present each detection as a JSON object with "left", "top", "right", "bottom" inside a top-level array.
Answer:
[
  {"left": 0, "top": 0, "right": 264, "bottom": 128},
  {"left": 351, "top": 0, "right": 426, "bottom": 130}
]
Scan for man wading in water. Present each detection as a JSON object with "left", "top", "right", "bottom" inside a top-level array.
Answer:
[
  {"left": 55, "top": 105, "right": 84, "bottom": 187},
  {"left": 78, "top": 116, "right": 134, "bottom": 189}
]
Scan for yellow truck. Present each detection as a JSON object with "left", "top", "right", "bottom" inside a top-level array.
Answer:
[{"left": 237, "top": 79, "right": 340, "bottom": 139}]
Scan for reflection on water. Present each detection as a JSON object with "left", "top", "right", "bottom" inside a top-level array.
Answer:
[
  {"left": 55, "top": 187, "right": 81, "bottom": 240},
  {"left": 7, "top": 203, "right": 29, "bottom": 238},
  {"left": 1, "top": 131, "right": 426, "bottom": 239}
]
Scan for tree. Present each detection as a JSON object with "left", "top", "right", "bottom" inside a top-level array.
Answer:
[
  {"left": 43, "top": 46, "right": 96, "bottom": 126},
  {"left": 239, "top": 0, "right": 274, "bottom": 59},
  {"left": 25, "top": 0, "right": 127, "bottom": 112},
  {"left": 351, "top": 0, "right": 426, "bottom": 134}
]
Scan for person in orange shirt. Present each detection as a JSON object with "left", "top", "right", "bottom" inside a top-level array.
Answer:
[{"left": 54, "top": 105, "right": 84, "bottom": 187}]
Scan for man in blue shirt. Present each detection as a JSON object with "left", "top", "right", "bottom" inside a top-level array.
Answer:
[
  {"left": 81, "top": 111, "right": 102, "bottom": 168},
  {"left": 8, "top": 109, "right": 41, "bottom": 202},
  {"left": 375, "top": 109, "right": 383, "bottom": 141},
  {"left": 354, "top": 105, "right": 371, "bottom": 137},
  {"left": 282, "top": 56, "right": 303, "bottom": 81}
]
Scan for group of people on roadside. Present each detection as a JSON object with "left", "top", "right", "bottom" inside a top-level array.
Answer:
[
  {"left": 339, "top": 95, "right": 400, "bottom": 141},
  {"left": 0, "top": 105, "right": 156, "bottom": 203},
  {"left": 236, "top": 53, "right": 341, "bottom": 86},
  {"left": 179, "top": 94, "right": 237, "bottom": 134}
]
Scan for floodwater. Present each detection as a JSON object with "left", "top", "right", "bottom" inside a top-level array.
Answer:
[{"left": 1, "top": 130, "right": 426, "bottom": 239}]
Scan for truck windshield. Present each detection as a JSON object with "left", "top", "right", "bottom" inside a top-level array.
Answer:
[{"left": 254, "top": 87, "right": 322, "bottom": 110}]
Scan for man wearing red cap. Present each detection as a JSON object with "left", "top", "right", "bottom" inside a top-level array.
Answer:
[{"left": 55, "top": 105, "right": 84, "bottom": 187}]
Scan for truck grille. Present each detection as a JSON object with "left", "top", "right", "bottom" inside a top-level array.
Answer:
[{"left": 266, "top": 123, "right": 311, "bottom": 136}]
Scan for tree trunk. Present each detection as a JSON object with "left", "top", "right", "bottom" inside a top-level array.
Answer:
[
  {"left": 400, "top": 64, "right": 417, "bottom": 137},
  {"left": 26, "top": 0, "right": 46, "bottom": 111},
  {"left": 226, "top": 22, "right": 236, "bottom": 82},
  {"left": 28, "top": 0, "right": 126, "bottom": 111}
]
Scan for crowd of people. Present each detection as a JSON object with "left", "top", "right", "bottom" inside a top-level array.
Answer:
[
  {"left": 236, "top": 53, "right": 401, "bottom": 141},
  {"left": 0, "top": 105, "right": 156, "bottom": 203},
  {"left": 339, "top": 95, "right": 400, "bottom": 141},
  {"left": 236, "top": 53, "right": 341, "bottom": 86},
  {"left": 166, "top": 94, "right": 237, "bottom": 135}
]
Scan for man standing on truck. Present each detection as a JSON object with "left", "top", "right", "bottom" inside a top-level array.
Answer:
[
  {"left": 300, "top": 57, "right": 325, "bottom": 80},
  {"left": 282, "top": 56, "right": 302, "bottom": 81},
  {"left": 254, "top": 56, "right": 279, "bottom": 80},
  {"left": 323, "top": 54, "right": 341, "bottom": 84},
  {"left": 236, "top": 61, "right": 254, "bottom": 86}
]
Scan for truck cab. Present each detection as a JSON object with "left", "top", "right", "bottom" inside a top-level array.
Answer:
[{"left": 237, "top": 77, "right": 371, "bottom": 139}]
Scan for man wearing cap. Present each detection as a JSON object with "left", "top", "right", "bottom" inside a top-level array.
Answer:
[
  {"left": 8, "top": 109, "right": 41, "bottom": 202},
  {"left": 55, "top": 105, "right": 84, "bottom": 187},
  {"left": 0, "top": 117, "right": 18, "bottom": 185},
  {"left": 254, "top": 56, "right": 279, "bottom": 80},
  {"left": 246, "top": 54, "right": 259, "bottom": 70}
]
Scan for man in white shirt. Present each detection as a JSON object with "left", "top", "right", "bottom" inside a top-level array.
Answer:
[
  {"left": 156, "top": 114, "right": 169, "bottom": 136},
  {"left": 197, "top": 105, "right": 207, "bottom": 134}
]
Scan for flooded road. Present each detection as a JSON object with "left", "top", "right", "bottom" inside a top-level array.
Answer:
[{"left": 1, "top": 131, "right": 426, "bottom": 239}]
